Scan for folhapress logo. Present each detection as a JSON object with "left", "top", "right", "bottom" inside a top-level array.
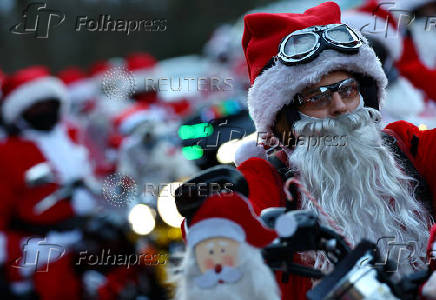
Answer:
[{"left": 10, "top": 2, "right": 65, "bottom": 38}]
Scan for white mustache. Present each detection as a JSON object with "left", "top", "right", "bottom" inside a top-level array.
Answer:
[{"left": 193, "top": 265, "right": 243, "bottom": 289}]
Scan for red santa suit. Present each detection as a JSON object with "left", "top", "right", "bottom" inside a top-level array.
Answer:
[
  {"left": 0, "top": 66, "right": 94, "bottom": 296},
  {"left": 395, "top": 0, "right": 436, "bottom": 104},
  {"left": 397, "top": 36, "right": 436, "bottom": 102},
  {"left": 230, "top": 3, "right": 436, "bottom": 299}
]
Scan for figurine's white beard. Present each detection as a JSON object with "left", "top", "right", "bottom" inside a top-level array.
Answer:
[
  {"left": 174, "top": 242, "right": 280, "bottom": 300},
  {"left": 288, "top": 107, "right": 431, "bottom": 276}
]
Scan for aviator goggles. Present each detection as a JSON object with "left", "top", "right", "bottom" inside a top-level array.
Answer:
[{"left": 276, "top": 24, "right": 362, "bottom": 65}]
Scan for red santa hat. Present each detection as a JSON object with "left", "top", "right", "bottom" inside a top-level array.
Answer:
[
  {"left": 1, "top": 65, "right": 67, "bottom": 124},
  {"left": 342, "top": 0, "right": 403, "bottom": 60},
  {"left": 242, "top": 2, "right": 387, "bottom": 134},
  {"left": 112, "top": 102, "right": 167, "bottom": 136},
  {"left": 58, "top": 67, "right": 97, "bottom": 105},
  {"left": 58, "top": 67, "right": 87, "bottom": 86},
  {"left": 89, "top": 60, "right": 112, "bottom": 78},
  {"left": 184, "top": 192, "right": 278, "bottom": 248},
  {"left": 125, "top": 52, "right": 157, "bottom": 93}
]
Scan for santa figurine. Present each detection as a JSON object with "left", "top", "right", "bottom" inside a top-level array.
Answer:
[{"left": 175, "top": 191, "right": 280, "bottom": 300}]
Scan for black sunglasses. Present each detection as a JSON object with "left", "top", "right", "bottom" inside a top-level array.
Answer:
[{"left": 294, "top": 77, "right": 360, "bottom": 108}]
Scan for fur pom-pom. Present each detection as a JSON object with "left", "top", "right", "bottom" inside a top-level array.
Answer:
[{"left": 234, "top": 141, "right": 267, "bottom": 167}]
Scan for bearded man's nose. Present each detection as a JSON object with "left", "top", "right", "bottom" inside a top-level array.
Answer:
[
  {"left": 214, "top": 264, "right": 222, "bottom": 273},
  {"left": 330, "top": 92, "right": 347, "bottom": 117}
]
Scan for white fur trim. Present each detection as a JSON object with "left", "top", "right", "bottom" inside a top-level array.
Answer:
[
  {"left": 395, "top": 0, "right": 433, "bottom": 11},
  {"left": 248, "top": 37, "right": 387, "bottom": 133},
  {"left": 381, "top": 76, "right": 425, "bottom": 118},
  {"left": 3, "top": 77, "right": 68, "bottom": 124},
  {"left": 68, "top": 79, "right": 97, "bottom": 104},
  {"left": 187, "top": 218, "right": 246, "bottom": 248},
  {"left": 23, "top": 124, "right": 93, "bottom": 184},
  {"left": 234, "top": 141, "right": 267, "bottom": 167},
  {"left": 342, "top": 11, "right": 403, "bottom": 60},
  {"left": 119, "top": 108, "right": 166, "bottom": 135}
]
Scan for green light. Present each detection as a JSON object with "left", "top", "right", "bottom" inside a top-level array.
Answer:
[
  {"left": 182, "top": 145, "right": 204, "bottom": 160},
  {"left": 178, "top": 123, "right": 214, "bottom": 140}
]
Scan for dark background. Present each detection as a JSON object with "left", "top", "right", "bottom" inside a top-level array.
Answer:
[{"left": 0, "top": 0, "right": 276, "bottom": 73}]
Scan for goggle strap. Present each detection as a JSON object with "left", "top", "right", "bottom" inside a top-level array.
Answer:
[{"left": 258, "top": 56, "right": 279, "bottom": 79}]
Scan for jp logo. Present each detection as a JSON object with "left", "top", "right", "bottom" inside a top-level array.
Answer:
[
  {"left": 12, "top": 238, "right": 65, "bottom": 272},
  {"left": 10, "top": 2, "right": 65, "bottom": 38},
  {"left": 358, "top": 236, "right": 417, "bottom": 273}
]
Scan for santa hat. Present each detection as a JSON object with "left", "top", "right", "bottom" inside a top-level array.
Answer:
[
  {"left": 58, "top": 66, "right": 97, "bottom": 106},
  {"left": 1, "top": 66, "right": 67, "bottom": 124},
  {"left": 89, "top": 60, "right": 112, "bottom": 78},
  {"left": 185, "top": 192, "right": 277, "bottom": 248},
  {"left": 242, "top": 2, "right": 387, "bottom": 134},
  {"left": 125, "top": 52, "right": 157, "bottom": 93},
  {"left": 112, "top": 103, "right": 165, "bottom": 136},
  {"left": 342, "top": 0, "right": 403, "bottom": 60}
]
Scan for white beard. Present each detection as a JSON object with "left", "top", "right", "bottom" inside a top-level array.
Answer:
[
  {"left": 173, "top": 242, "right": 280, "bottom": 300},
  {"left": 410, "top": 18, "right": 436, "bottom": 69},
  {"left": 287, "top": 107, "right": 431, "bottom": 276}
]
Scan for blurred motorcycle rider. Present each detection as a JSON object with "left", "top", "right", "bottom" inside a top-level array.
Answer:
[
  {"left": 396, "top": 0, "right": 436, "bottom": 101},
  {"left": 117, "top": 117, "right": 198, "bottom": 194},
  {"left": 343, "top": 0, "right": 427, "bottom": 126},
  {"left": 0, "top": 66, "right": 96, "bottom": 297}
]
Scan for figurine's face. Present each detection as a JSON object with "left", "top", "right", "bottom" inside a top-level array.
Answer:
[{"left": 194, "top": 237, "right": 240, "bottom": 273}]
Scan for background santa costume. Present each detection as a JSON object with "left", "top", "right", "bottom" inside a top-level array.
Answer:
[
  {"left": 395, "top": 0, "right": 436, "bottom": 104},
  {"left": 0, "top": 65, "right": 96, "bottom": 297},
  {"left": 342, "top": 0, "right": 427, "bottom": 127}
]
